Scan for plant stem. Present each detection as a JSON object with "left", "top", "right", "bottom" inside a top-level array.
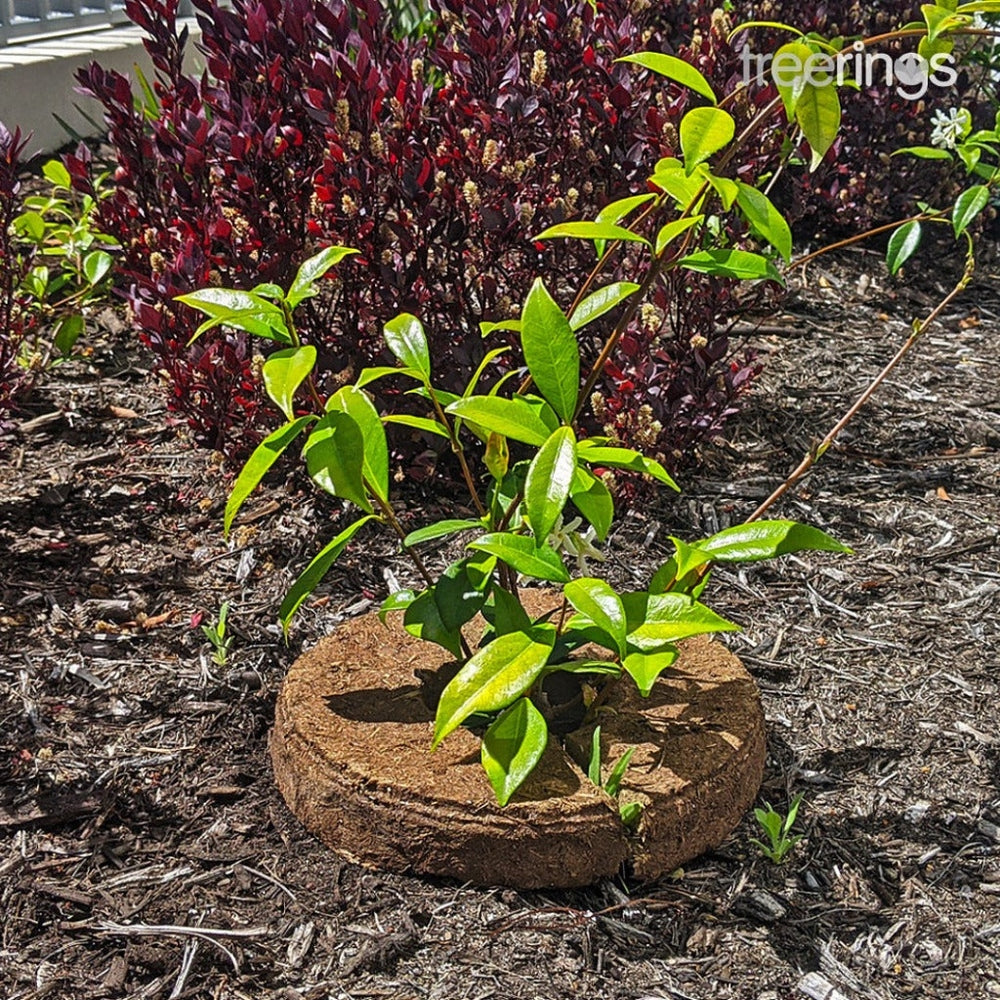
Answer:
[
  {"left": 746, "top": 242, "right": 975, "bottom": 524},
  {"left": 427, "top": 387, "right": 487, "bottom": 517}
]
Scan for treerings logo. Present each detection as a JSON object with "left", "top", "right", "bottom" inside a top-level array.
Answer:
[{"left": 740, "top": 42, "right": 959, "bottom": 101}]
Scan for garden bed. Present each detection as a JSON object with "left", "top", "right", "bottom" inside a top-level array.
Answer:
[{"left": 2, "top": 250, "right": 999, "bottom": 997}]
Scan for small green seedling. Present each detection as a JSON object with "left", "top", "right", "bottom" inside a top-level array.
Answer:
[
  {"left": 751, "top": 792, "right": 805, "bottom": 864},
  {"left": 202, "top": 602, "right": 234, "bottom": 667},
  {"left": 588, "top": 725, "right": 643, "bottom": 828}
]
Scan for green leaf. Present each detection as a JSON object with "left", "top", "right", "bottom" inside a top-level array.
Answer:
[
  {"left": 520, "top": 278, "right": 580, "bottom": 424},
  {"left": 355, "top": 365, "right": 425, "bottom": 388},
  {"left": 886, "top": 220, "right": 923, "bottom": 276},
  {"left": 480, "top": 318, "right": 522, "bottom": 338},
  {"left": 654, "top": 215, "right": 704, "bottom": 256},
  {"left": 404, "top": 590, "right": 463, "bottom": 658},
  {"left": 304, "top": 411, "right": 371, "bottom": 512},
  {"left": 696, "top": 520, "right": 852, "bottom": 562},
  {"left": 770, "top": 41, "right": 814, "bottom": 118},
  {"left": 287, "top": 246, "right": 358, "bottom": 309},
  {"left": 893, "top": 144, "right": 953, "bottom": 160},
  {"left": 622, "top": 592, "right": 739, "bottom": 651},
  {"left": 796, "top": 81, "right": 841, "bottom": 171},
  {"left": 735, "top": 183, "right": 793, "bottom": 262},
  {"left": 603, "top": 746, "right": 636, "bottom": 797},
  {"left": 404, "top": 518, "right": 484, "bottom": 547},
  {"left": 525, "top": 427, "right": 577, "bottom": 542},
  {"left": 433, "top": 627, "right": 556, "bottom": 746},
  {"left": 463, "top": 346, "right": 512, "bottom": 397},
  {"left": 594, "top": 193, "right": 658, "bottom": 256},
  {"left": 278, "top": 514, "right": 377, "bottom": 630},
  {"left": 435, "top": 557, "right": 491, "bottom": 632},
  {"left": 42, "top": 159, "right": 72, "bottom": 188},
  {"left": 622, "top": 649, "right": 679, "bottom": 697},
  {"left": 53, "top": 314, "right": 84, "bottom": 356},
  {"left": 570, "top": 466, "right": 614, "bottom": 541},
  {"left": 481, "top": 697, "right": 549, "bottom": 806},
  {"left": 564, "top": 578, "right": 627, "bottom": 656},
  {"left": 225, "top": 415, "right": 315, "bottom": 537},
  {"left": 82, "top": 249, "right": 114, "bottom": 285},
  {"left": 953, "top": 184, "right": 990, "bottom": 237},
  {"left": 327, "top": 386, "right": 389, "bottom": 503},
  {"left": 702, "top": 169, "right": 739, "bottom": 210},
  {"left": 617, "top": 52, "right": 717, "bottom": 103},
  {"left": 649, "top": 158, "right": 706, "bottom": 208},
  {"left": 384, "top": 312, "right": 431, "bottom": 381},
  {"left": 649, "top": 537, "right": 713, "bottom": 593},
  {"left": 570, "top": 282, "right": 641, "bottom": 331},
  {"left": 262, "top": 345, "right": 317, "bottom": 420},
  {"left": 588, "top": 726, "right": 603, "bottom": 785},
  {"left": 469, "top": 533, "right": 570, "bottom": 583},
  {"left": 577, "top": 443, "right": 679, "bottom": 489},
  {"left": 679, "top": 107, "right": 736, "bottom": 174},
  {"left": 679, "top": 249, "right": 783, "bottom": 282},
  {"left": 445, "top": 395, "right": 557, "bottom": 446},
  {"left": 382, "top": 413, "right": 449, "bottom": 438},
  {"left": 485, "top": 432, "right": 509, "bottom": 481},
  {"left": 533, "top": 221, "right": 650, "bottom": 246},
  {"left": 176, "top": 288, "right": 290, "bottom": 344},
  {"left": 379, "top": 589, "right": 416, "bottom": 623},
  {"left": 487, "top": 585, "right": 533, "bottom": 636}
]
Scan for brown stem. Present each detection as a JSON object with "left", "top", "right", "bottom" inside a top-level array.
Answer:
[
  {"left": 791, "top": 211, "right": 944, "bottom": 271},
  {"left": 427, "top": 387, "right": 487, "bottom": 517},
  {"left": 366, "top": 480, "right": 436, "bottom": 589},
  {"left": 746, "top": 245, "right": 975, "bottom": 524}
]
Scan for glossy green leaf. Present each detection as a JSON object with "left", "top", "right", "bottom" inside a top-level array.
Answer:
[
  {"left": 649, "top": 158, "right": 706, "bottom": 207},
  {"left": 654, "top": 215, "right": 704, "bottom": 256},
  {"left": 487, "top": 585, "right": 533, "bottom": 637},
  {"left": 735, "top": 183, "right": 793, "bottom": 262},
  {"left": 953, "top": 184, "right": 990, "bottom": 237},
  {"left": 617, "top": 51, "right": 717, "bottom": 103},
  {"left": 570, "top": 466, "right": 614, "bottom": 541},
  {"left": 355, "top": 365, "right": 425, "bottom": 388},
  {"left": 886, "top": 220, "right": 923, "bottom": 276},
  {"left": 570, "top": 282, "right": 641, "bottom": 331},
  {"left": 480, "top": 318, "right": 522, "bottom": 338},
  {"left": 770, "top": 41, "right": 815, "bottom": 118},
  {"left": 469, "top": 533, "right": 570, "bottom": 583},
  {"left": 796, "top": 81, "right": 841, "bottom": 171},
  {"left": 278, "top": 514, "right": 377, "bottom": 631},
  {"left": 679, "top": 249, "right": 783, "bottom": 282},
  {"left": 287, "top": 245, "right": 357, "bottom": 308},
  {"left": 433, "top": 626, "right": 556, "bottom": 746},
  {"left": 262, "top": 345, "right": 317, "bottom": 421},
  {"left": 702, "top": 169, "right": 739, "bottom": 210},
  {"left": 463, "top": 346, "right": 512, "bottom": 397},
  {"left": 379, "top": 588, "right": 416, "bottom": 623},
  {"left": 679, "top": 107, "right": 735, "bottom": 174},
  {"left": 83, "top": 249, "right": 113, "bottom": 285},
  {"left": 382, "top": 413, "right": 449, "bottom": 438},
  {"left": 577, "top": 443, "right": 679, "bottom": 489},
  {"left": 533, "top": 221, "right": 650, "bottom": 246},
  {"left": 696, "top": 520, "right": 852, "bottom": 561},
  {"left": 404, "top": 518, "right": 484, "bottom": 547},
  {"left": 649, "top": 537, "right": 713, "bottom": 593},
  {"left": 53, "top": 314, "right": 84, "bottom": 356},
  {"left": 588, "top": 726, "right": 603, "bottom": 785},
  {"left": 327, "top": 385, "right": 389, "bottom": 502},
  {"left": 485, "top": 432, "right": 509, "bottom": 481},
  {"left": 481, "top": 698, "right": 549, "bottom": 805},
  {"left": 176, "top": 288, "right": 290, "bottom": 344},
  {"left": 623, "top": 649, "right": 679, "bottom": 696},
  {"left": 304, "top": 410, "right": 371, "bottom": 512},
  {"left": 524, "top": 427, "right": 577, "bottom": 542},
  {"left": 435, "top": 557, "right": 491, "bottom": 632},
  {"left": 564, "top": 578, "right": 627, "bottom": 656},
  {"left": 893, "top": 145, "right": 953, "bottom": 160},
  {"left": 622, "top": 592, "right": 739, "bottom": 651},
  {"left": 446, "top": 395, "right": 557, "bottom": 446},
  {"left": 520, "top": 278, "right": 579, "bottom": 424},
  {"left": 384, "top": 312, "right": 431, "bottom": 381},
  {"left": 403, "top": 590, "right": 463, "bottom": 658},
  {"left": 225, "top": 415, "right": 315, "bottom": 537}
]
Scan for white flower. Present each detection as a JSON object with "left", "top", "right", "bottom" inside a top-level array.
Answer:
[
  {"left": 930, "top": 107, "right": 971, "bottom": 149},
  {"left": 547, "top": 515, "right": 606, "bottom": 574}
]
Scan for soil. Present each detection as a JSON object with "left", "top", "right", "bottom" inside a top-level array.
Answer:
[
  {"left": 271, "top": 594, "right": 763, "bottom": 888},
  {"left": 2, "top": 245, "right": 1000, "bottom": 999}
]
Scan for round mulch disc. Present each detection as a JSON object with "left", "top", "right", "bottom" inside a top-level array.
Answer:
[{"left": 270, "top": 592, "right": 765, "bottom": 888}]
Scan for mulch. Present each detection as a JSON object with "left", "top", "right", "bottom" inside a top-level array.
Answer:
[{"left": 1, "top": 244, "right": 999, "bottom": 999}]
